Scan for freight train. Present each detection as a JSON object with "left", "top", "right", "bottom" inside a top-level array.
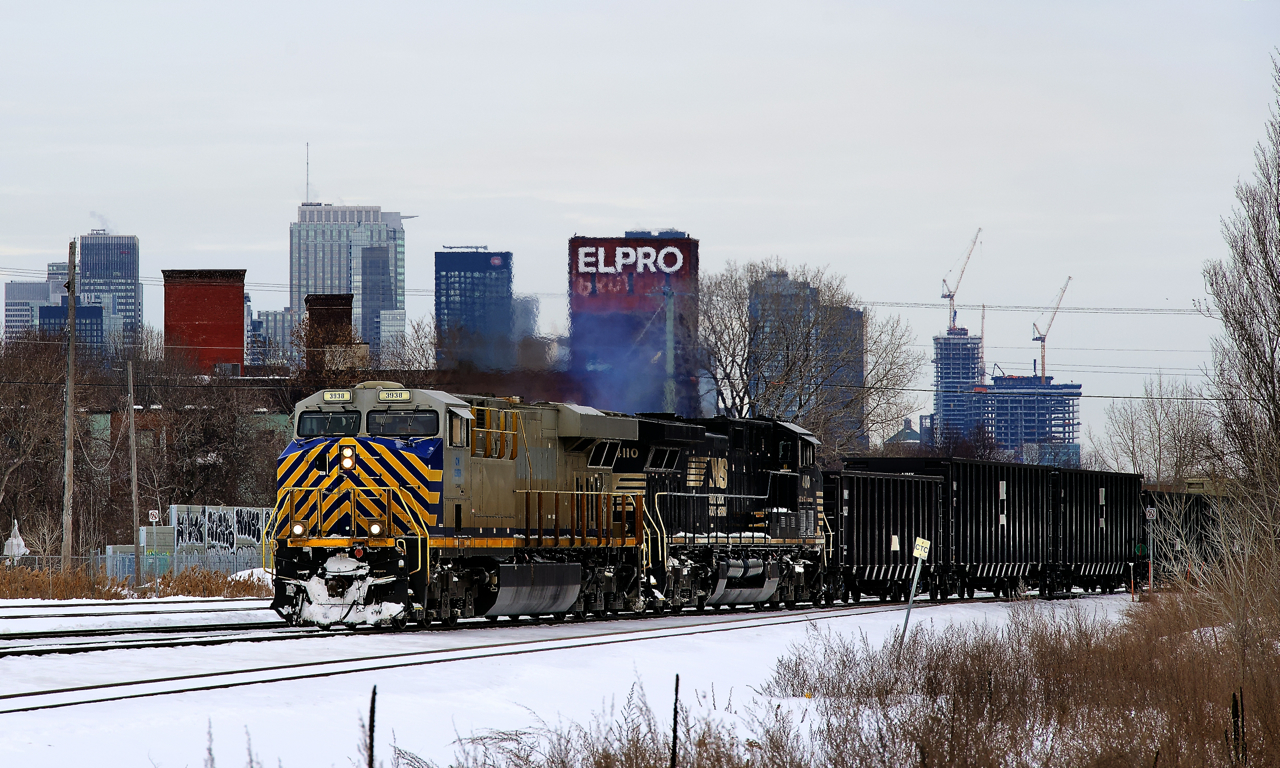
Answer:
[{"left": 267, "top": 382, "right": 1152, "bottom": 629}]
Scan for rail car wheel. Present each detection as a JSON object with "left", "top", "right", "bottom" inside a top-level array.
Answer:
[
  {"left": 552, "top": 612, "right": 567, "bottom": 623},
  {"left": 442, "top": 611, "right": 459, "bottom": 628},
  {"left": 593, "top": 610, "right": 607, "bottom": 619},
  {"left": 486, "top": 615, "right": 499, "bottom": 622},
  {"left": 966, "top": 584, "right": 975, "bottom": 599}
]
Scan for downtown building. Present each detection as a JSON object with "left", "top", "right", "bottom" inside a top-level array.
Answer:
[
  {"left": 434, "top": 249, "right": 515, "bottom": 370},
  {"left": 3, "top": 263, "right": 67, "bottom": 340},
  {"left": 78, "top": 230, "right": 143, "bottom": 350},
  {"left": 262, "top": 203, "right": 407, "bottom": 363},
  {"left": 745, "top": 269, "right": 866, "bottom": 447}
]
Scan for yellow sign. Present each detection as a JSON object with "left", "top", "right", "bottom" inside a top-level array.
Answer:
[
  {"left": 913, "top": 537, "right": 931, "bottom": 559},
  {"left": 377, "top": 389, "right": 412, "bottom": 403},
  {"left": 322, "top": 390, "right": 352, "bottom": 403}
]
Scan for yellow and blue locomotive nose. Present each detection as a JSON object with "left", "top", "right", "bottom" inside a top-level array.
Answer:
[{"left": 274, "top": 436, "right": 442, "bottom": 548}]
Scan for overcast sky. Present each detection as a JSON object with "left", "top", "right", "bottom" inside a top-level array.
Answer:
[{"left": 2, "top": 2, "right": 1277, "bottom": 436}]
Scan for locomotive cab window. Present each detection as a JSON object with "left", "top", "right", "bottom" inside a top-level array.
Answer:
[
  {"left": 367, "top": 410, "right": 439, "bottom": 437},
  {"left": 587, "top": 440, "right": 620, "bottom": 469},
  {"left": 646, "top": 447, "right": 681, "bottom": 471},
  {"left": 448, "top": 409, "right": 472, "bottom": 448},
  {"left": 799, "top": 441, "right": 815, "bottom": 467},
  {"left": 297, "top": 411, "right": 361, "bottom": 438},
  {"left": 779, "top": 440, "right": 794, "bottom": 464}
]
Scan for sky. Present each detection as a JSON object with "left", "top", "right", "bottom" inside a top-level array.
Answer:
[{"left": 1, "top": 1, "right": 1277, "bottom": 437}]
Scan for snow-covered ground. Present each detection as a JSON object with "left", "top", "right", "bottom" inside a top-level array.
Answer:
[{"left": 0, "top": 595, "right": 1131, "bottom": 767}]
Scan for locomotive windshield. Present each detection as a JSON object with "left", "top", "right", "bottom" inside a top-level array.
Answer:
[
  {"left": 367, "top": 410, "right": 439, "bottom": 437},
  {"left": 297, "top": 411, "right": 361, "bottom": 437}
]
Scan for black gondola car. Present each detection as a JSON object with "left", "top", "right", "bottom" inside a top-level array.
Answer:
[
  {"left": 823, "top": 470, "right": 944, "bottom": 602},
  {"left": 1052, "top": 468, "right": 1143, "bottom": 593},
  {"left": 845, "top": 457, "right": 1053, "bottom": 597}
]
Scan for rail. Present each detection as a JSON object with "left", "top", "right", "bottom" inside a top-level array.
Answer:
[{"left": 515, "top": 490, "right": 642, "bottom": 548}]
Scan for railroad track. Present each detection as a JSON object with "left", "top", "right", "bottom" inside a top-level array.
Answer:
[
  {"left": 0, "top": 589, "right": 1100, "bottom": 658},
  {"left": 0, "top": 596, "right": 1047, "bottom": 714}
]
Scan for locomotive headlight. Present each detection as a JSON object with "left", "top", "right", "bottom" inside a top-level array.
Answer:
[
  {"left": 341, "top": 447, "right": 354, "bottom": 458},
  {"left": 340, "top": 456, "right": 356, "bottom": 470},
  {"left": 291, "top": 523, "right": 304, "bottom": 536},
  {"left": 370, "top": 523, "right": 382, "bottom": 536}
]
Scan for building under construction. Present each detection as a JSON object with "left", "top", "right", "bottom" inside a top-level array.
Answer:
[
  {"left": 927, "top": 327, "right": 985, "bottom": 444},
  {"left": 983, "top": 375, "right": 1082, "bottom": 465}
]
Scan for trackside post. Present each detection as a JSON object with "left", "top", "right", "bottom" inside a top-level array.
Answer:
[{"left": 896, "top": 537, "right": 930, "bottom": 661}]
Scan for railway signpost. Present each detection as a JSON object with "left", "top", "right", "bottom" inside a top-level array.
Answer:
[{"left": 897, "top": 537, "right": 931, "bottom": 660}]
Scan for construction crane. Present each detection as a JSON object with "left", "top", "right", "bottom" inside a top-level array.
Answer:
[
  {"left": 941, "top": 228, "right": 982, "bottom": 331},
  {"left": 1032, "top": 276, "right": 1072, "bottom": 384}
]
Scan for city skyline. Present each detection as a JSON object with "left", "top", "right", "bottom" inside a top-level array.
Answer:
[{"left": 3, "top": 2, "right": 1278, "bottom": 437}]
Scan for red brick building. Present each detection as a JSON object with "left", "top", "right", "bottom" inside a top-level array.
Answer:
[{"left": 163, "top": 270, "right": 246, "bottom": 374}]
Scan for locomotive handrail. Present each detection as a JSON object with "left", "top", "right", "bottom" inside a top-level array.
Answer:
[
  {"left": 273, "top": 484, "right": 432, "bottom": 575},
  {"left": 515, "top": 490, "right": 640, "bottom": 548},
  {"left": 471, "top": 407, "right": 520, "bottom": 460}
]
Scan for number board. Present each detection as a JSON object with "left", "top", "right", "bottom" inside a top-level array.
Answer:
[
  {"left": 322, "top": 390, "right": 352, "bottom": 403},
  {"left": 377, "top": 389, "right": 412, "bottom": 403},
  {"left": 913, "top": 537, "right": 931, "bottom": 559}
]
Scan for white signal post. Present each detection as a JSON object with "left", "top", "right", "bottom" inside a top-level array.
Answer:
[
  {"left": 896, "top": 537, "right": 931, "bottom": 660},
  {"left": 1145, "top": 507, "right": 1156, "bottom": 594}
]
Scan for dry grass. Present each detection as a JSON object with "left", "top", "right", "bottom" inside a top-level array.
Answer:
[
  {"left": 151, "top": 567, "right": 272, "bottom": 598},
  {"left": 758, "top": 596, "right": 1280, "bottom": 767},
  {"left": 0, "top": 564, "right": 272, "bottom": 599},
  {"left": 380, "top": 594, "right": 1278, "bottom": 768},
  {"left": 0, "top": 564, "right": 130, "bottom": 599}
]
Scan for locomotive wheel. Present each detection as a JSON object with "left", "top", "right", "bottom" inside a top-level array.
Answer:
[
  {"left": 966, "top": 585, "right": 975, "bottom": 599},
  {"left": 695, "top": 596, "right": 707, "bottom": 613}
]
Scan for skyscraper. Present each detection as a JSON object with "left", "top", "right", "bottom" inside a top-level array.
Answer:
[
  {"left": 288, "top": 203, "right": 405, "bottom": 358},
  {"left": 434, "top": 249, "right": 514, "bottom": 370},
  {"left": 78, "top": 230, "right": 143, "bottom": 349}
]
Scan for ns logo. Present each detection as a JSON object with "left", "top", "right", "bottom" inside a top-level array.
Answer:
[{"left": 707, "top": 458, "right": 728, "bottom": 490}]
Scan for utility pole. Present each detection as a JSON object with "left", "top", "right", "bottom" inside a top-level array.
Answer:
[
  {"left": 128, "top": 361, "right": 140, "bottom": 588},
  {"left": 663, "top": 285, "right": 675, "bottom": 413},
  {"left": 60, "top": 239, "right": 77, "bottom": 569}
]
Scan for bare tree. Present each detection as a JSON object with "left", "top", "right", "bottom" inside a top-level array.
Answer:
[
  {"left": 1164, "top": 56, "right": 1280, "bottom": 674},
  {"left": 379, "top": 315, "right": 436, "bottom": 370},
  {"left": 1089, "top": 373, "right": 1214, "bottom": 485},
  {"left": 699, "top": 259, "right": 924, "bottom": 457}
]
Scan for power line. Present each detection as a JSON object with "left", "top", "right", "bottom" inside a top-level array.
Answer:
[{"left": 0, "top": 266, "right": 1214, "bottom": 317}]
